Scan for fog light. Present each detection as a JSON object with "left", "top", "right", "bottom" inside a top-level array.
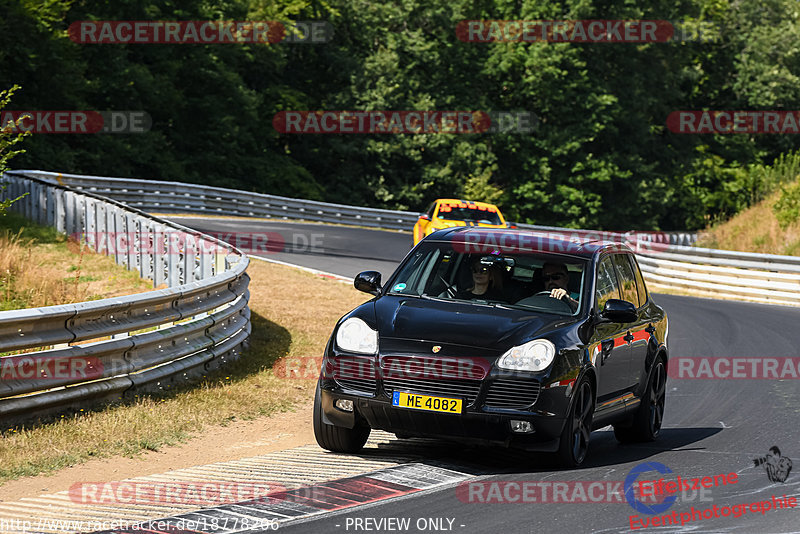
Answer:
[
  {"left": 335, "top": 399, "right": 354, "bottom": 412},
  {"left": 510, "top": 420, "right": 534, "bottom": 434}
]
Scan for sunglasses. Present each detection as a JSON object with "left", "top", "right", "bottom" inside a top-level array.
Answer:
[
  {"left": 543, "top": 273, "right": 566, "bottom": 281},
  {"left": 472, "top": 266, "right": 489, "bottom": 274}
]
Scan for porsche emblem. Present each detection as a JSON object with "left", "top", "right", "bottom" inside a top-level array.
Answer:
[{"left": 432, "top": 346, "right": 441, "bottom": 353}]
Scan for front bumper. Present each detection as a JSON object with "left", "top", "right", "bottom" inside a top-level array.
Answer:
[{"left": 319, "top": 384, "right": 569, "bottom": 452}]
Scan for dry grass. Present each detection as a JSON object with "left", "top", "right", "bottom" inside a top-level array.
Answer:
[
  {"left": 0, "top": 214, "right": 152, "bottom": 311},
  {"left": 699, "top": 189, "right": 800, "bottom": 256},
  {"left": 0, "top": 259, "right": 369, "bottom": 484}
]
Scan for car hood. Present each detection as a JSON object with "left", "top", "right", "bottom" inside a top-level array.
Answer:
[{"left": 371, "top": 295, "right": 576, "bottom": 350}]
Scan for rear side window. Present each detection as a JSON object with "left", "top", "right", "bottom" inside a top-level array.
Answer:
[
  {"left": 612, "top": 254, "right": 643, "bottom": 307},
  {"left": 595, "top": 256, "right": 621, "bottom": 311},
  {"left": 631, "top": 255, "right": 648, "bottom": 305}
]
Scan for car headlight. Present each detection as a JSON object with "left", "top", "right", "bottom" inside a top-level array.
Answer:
[
  {"left": 497, "top": 339, "right": 556, "bottom": 372},
  {"left": 335, "top": 317, "right": 378, "bottom": 355}
]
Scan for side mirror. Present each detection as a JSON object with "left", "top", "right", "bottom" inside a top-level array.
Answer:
[
  {"left": 354, "top": 271, "right": 382, "bottom": 296},
  {"left": 505, "top": 221, "right": 517, "bottom": 229},
  {"left": 600, "top": 299, "right": 637, "bottom": 323},
  {"left": 418, "top": 213, "right": 430, "bottom": 221}
]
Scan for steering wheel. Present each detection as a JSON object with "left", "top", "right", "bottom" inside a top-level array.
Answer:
[
  {"left": 534, "top": 290, "right": 565, "bottom": 299},
  {"left": 515, "top": 290, "right": 574, "bottom": 313}
]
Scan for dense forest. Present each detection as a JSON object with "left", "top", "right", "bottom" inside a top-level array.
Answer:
[{"left": 1, "top": 0, "right": 799, "bottom": 231}]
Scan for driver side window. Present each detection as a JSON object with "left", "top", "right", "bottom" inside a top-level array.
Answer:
[{"left": 595, "top": 257, "right": 621, "bottom": 311}]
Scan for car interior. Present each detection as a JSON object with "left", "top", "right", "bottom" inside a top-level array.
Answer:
[{"left": 410, "top": 250, "right": 583, "bottom": 314}]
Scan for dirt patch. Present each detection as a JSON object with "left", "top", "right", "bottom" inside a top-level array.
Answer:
[{"left": 0, "top": 399, "right": 316, "bottom": 502}]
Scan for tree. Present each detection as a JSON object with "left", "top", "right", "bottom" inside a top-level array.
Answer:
[{"left": 0, "top": 85, "right": 29, "bottom": 216}]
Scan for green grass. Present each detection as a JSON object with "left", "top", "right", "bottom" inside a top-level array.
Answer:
[{"left": 0, "top": 211, "right": 63, "bottom": 244}]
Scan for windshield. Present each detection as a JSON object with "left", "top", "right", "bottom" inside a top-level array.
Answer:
[
  {"left": 387, "top": 243, "right": 587, "bottom": 316},
  {"left": 436, "top": 204, "right": 503, "bottom": 225}
]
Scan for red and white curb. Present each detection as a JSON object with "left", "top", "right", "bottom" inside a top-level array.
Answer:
[{"left": 0, "top": 432, "right": 472, "bottom": 534}]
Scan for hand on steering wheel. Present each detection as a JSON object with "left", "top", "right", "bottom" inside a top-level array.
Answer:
[
  {"left": 549, "top": 288, "right": 569, "bottom": 300},
  {"left": 533, "top": 289, "right": 568, "bottom": 300}
]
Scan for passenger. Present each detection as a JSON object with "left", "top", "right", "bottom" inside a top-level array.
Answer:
[
  {"left": 542, "top": 262, "right": 579, "bottom": 312},
  {"left": 454, "top": 257, "right": 505, "bottom": 301}
]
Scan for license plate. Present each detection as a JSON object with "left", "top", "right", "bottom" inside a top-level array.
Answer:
[{"left": 392, "top": 391, "right": 462, "bottom": 414}]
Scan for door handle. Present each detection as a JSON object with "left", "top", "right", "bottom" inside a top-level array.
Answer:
[{"left": 623, "top": 332, "right": 634, "bottom": 344}]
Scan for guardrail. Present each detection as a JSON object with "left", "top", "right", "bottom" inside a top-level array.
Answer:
[
  {"left": 635, "top": 244, "right": 800, "bottom": 307},
  {"left": 0, "top": 171, "right": 251, "bottom": 424},
  {"left": 15, "top": 170, "right": 697, "bottom": 246},
  {"left": 18, "top": 170, "right": 420, "bottom": 231},
  {"left": 7, "top": 169, "right": 799, "bottom": 310}
]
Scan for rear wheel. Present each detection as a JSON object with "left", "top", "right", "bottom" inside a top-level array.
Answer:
[
  {"left": 557, "top": 379, "right": 594, "bottom": 468},
  {"left": 614, "top": 358, "right": 666, "bottom": 443},
  {"left": 313, "top": 384, "right": 370, "bottom": 453}
]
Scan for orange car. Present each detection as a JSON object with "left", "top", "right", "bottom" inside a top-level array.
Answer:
[{"left": 413, "top": 199, "right": 509, "bottom": 245}]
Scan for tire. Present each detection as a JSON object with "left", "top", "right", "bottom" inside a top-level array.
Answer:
[
  {"left": 313, "top": 384, "right": 370, "bottom": 453},
  {"left": 557, "top": 379, "right": 594, "bottom": 468},
  {"left": 614, "top": 357, "right": 666, "bottom": 443}
]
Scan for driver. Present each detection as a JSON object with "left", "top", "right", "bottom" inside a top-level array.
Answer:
[{"left": 542, "top": 262, "right": 579, "bottom": 312}]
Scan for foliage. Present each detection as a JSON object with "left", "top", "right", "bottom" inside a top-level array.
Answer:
[
  {"left": 1, "top": 0, "right": 800, "bottom": 230},
  {"left": 463, "top": 168, "right": 504, "bottom": 205},
  {"left": 773, "top": 182, "right": 800, "bottom": 230},
  {"left": 0, "top": 85, "right": 29, "bottom": 216}
]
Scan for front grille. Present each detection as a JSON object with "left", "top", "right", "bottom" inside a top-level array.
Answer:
[
  {"left": 484, "top": 377, "right": 540, "bottom": 409},
  {"left": 383, "top": 377, "right": 482, "bottom": 405},
  {"left": 334, "top": 378, "right": 377, "bottom": 395}
]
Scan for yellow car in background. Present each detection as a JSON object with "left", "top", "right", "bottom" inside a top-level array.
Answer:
[{"left": 413, "top": 199, "right": 509, "bottom": 245}]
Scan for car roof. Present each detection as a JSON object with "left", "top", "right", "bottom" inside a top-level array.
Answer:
[
  {"left": 424, "top": 227, "right": 631, "bottom": 259},
  {"left": 434, "top": 198, "right": 501, "bottom": 209}
]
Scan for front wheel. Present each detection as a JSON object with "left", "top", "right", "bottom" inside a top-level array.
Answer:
[
  {"left": 557, "top": 379, "right": 594, "bottom": 468},
  {"left": 313, "top": 384, "right": 370, "bottom": 453},
  {"left": 614, "top": 357, "right": 666, "bottom": 443}
]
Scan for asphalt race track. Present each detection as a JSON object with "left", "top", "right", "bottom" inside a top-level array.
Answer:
[
  {"left": 173, "top": 217, "right": 800, "bottom": 533},
  {"left": 167, "top": 217, "right": 410, "bottom": 279}
]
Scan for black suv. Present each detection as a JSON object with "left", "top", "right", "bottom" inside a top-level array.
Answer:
[{"left": 313, "top": 228, "right": 668, "bottom": 467}]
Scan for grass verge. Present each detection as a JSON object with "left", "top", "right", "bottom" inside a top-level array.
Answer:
[
  {"left": 699, "top": 188, "right": 800, "bottom": 255},
  {"left": 0, "top": 259, "right": 368, "bottom": 485},
  {"left": 0, "top": 212, "right": 152, "bottom": 310}
]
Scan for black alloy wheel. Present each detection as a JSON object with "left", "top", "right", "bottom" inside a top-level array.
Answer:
[
  {"left": 614, "top": 358, "right": 667, "bottom": 443},
  {"left": 558, "top": 379, "right": 593, "bottom": 467}
]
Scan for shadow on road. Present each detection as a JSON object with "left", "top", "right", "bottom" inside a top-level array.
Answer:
[{"left": 325, "top": 426, "right": 723, "bottom": 476}]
